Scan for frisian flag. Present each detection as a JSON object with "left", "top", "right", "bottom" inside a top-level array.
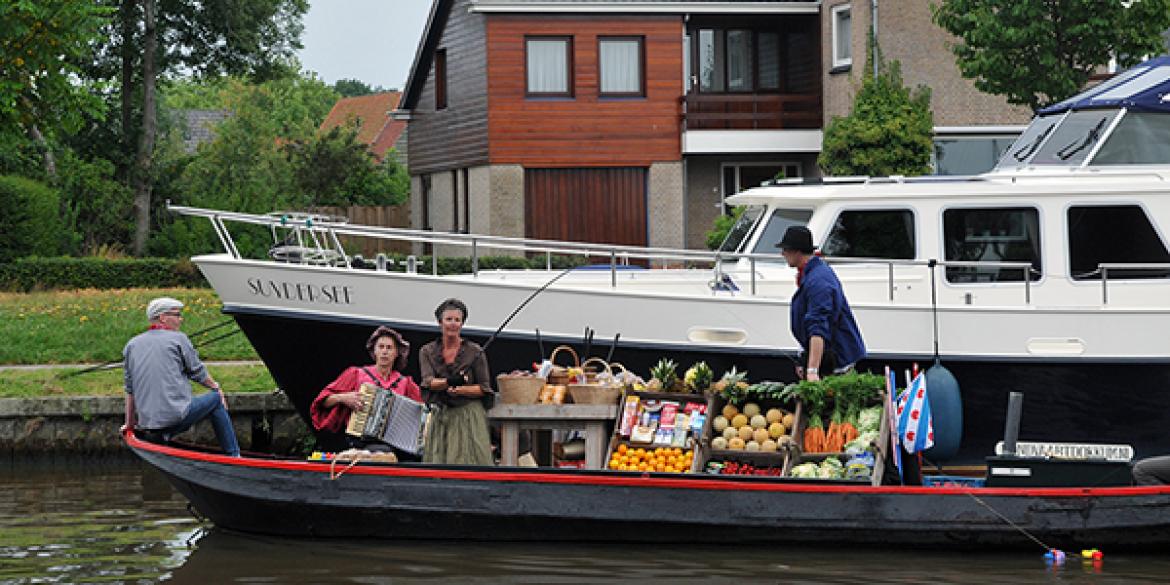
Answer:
[{"left": 896, "top": 371, "right": 934, "bottom": 454}]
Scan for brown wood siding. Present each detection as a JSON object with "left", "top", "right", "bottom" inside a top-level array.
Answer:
[
  {"left": 488, "top": 16, "right": 683, "bottom": 167},
  {"left": 407, "top": 0, "right": 489, "bottom": 175},
  {"left": 525, "top": 168, "right": 647, "bottom": 247}
]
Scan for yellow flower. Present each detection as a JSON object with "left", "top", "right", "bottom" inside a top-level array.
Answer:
[{"left": 79, "top": 316, "right": 89, "bottom": 323}]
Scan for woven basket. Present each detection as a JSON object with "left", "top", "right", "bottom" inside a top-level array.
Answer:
[
  {"left": 546, "top": 345, "right": 579, "bottom": 386},
  {"left": 497, "top": 374, "right": 544, "bottom": 404},
  {"left": 568, "top": 358, "right": 623, "bottom": 405}
]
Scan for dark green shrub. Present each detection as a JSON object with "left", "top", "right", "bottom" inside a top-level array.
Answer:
[
  {"left": 0, "top": 257, "right": 208, "bottom": 292},
  {"left": 0, "top": 175, "right": 65, "bottom": 262}
]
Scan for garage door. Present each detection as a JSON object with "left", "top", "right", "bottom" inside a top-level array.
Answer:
[{"left": 524, "top": 167, "right": 647, "bottom": 247}]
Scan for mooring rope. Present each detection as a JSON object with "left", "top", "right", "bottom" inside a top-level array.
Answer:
[{"left": 963, "top": 490, "right": 1053, "bottom": 551}]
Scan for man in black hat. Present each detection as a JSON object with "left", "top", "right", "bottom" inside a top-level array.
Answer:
[{"left": 777, "top": 226, "right": 866, "bottom": 381}]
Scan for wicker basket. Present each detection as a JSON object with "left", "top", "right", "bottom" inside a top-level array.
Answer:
[
  {"left": 497, "top": 374, "right": 544, "bottom": 404},
  {"left": 568, "top": 358, "right": 623, "bottom": 405},
  {"left": 546, "top": 345, "right": 579, "bottom": 386}
]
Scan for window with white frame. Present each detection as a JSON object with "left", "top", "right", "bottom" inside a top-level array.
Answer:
[
  {"left": 526, "top": 36, "right": 572, "bottom": 96},
  {"left": 721, "top": 162, "right": 801, "bottom": 213},
  {"left": 831, "top": 4, "right": 852, "bottom": 70},
  {"left": 599, "top": 37, "right": 643, "bottom": 96}
]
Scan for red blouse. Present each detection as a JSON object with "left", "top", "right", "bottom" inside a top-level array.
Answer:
[{"left": 309, "top": 366, "right": 422, "bottom": 433}]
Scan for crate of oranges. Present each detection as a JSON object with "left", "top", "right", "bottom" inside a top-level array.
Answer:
[{"left": 608, "top": 444, "right": 695, "bottom": 473}]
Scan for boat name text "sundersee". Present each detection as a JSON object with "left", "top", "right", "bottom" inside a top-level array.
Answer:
[{"left": 246, "top": 278, "right": 354, "bottom": 304}]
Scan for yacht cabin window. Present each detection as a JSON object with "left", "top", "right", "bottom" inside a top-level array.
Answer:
[
  {"left": 1068, "top": 205, "right": 1170, "bottom": 280},
  {"left": 1029, "top": 110, "right": 1121, "bottom": 166},
  {"left": 821, "top": 209, "right": 915, "bottom": 259},
  {"left": 750, "top": 208, "right": 813, "bottom": 255},
  {"left": 943, "top": 207, "right": 1042, "bottom": 283}
]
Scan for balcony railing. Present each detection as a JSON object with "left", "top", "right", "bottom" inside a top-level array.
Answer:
[{"left": 683, "top": 93, "right": 822, "bottom": 130}]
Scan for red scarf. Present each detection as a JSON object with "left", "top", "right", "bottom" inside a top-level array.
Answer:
[
  {"left": 795, "top": 252, "right": 823, "bottom": 287},
  {"left": 148, "top": 323, "right": 169, "bottom": 331}
]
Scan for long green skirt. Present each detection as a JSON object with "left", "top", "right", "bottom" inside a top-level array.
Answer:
[{"left": 423, "top": 401, "right": 494, "bottom": 466}]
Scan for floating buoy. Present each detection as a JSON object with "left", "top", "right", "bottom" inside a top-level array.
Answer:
[
  {"left": 924, "top": 361, "right": 963, "bottom": 462},
  {"left": 1044, "top": 549, "right": 1066, "bottom": 564},
  {"left": 1081, "top": 549, "right": 1104, "bottom": 561}
]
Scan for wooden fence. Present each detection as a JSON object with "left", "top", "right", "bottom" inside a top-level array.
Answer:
[{"left": 311, "top": 205, "right": 411, "bottom": 257}]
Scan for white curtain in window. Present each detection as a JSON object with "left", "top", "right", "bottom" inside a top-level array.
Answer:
[
  {"left": 527, "top": 39, "right": 569, "bottom": 93},
  {"left": 600, "top": 39, "right": 641, "bottom": 94},
  {"left": 834, "top": 8, "right": 852, "bottom": 64}
]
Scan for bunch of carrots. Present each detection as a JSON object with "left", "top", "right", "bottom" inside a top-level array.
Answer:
[{"left": 786, "top": 373, "right": 883, "bottom": 453}]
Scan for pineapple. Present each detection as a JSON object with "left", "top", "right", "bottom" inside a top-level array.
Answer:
[
  {"left": 649, "top": 358, "right": 679, "bottom": 392},
  {"left": 684, "top": 361, "right": 714, "bottom": 393},
  {"left": 712, "top": 367, "right": 748, "bottom": 394}
]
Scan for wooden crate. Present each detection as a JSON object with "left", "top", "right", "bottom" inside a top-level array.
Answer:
[
  {"left": 604, "top": 389, "right": 709, "bottom": 473},
  {"left": 787, "top": 387, "right": 893, "bottom": 485},
  {"left": 699, "top": 392, "right": 799, "bottom": 476}
]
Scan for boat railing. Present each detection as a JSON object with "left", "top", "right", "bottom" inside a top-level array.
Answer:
[
  {"left": 1094, "top": 263, "right": 1170, "bottom": 304},
  {"left": 169, "top": 203, "right": 1041, "bottom": 305}
]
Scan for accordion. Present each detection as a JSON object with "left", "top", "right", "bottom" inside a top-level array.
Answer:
[{"left": 344, "top": 383, "right": 424, "bottom": 455}]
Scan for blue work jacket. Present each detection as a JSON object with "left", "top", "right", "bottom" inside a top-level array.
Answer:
[{"left": 790, "top": 256, "right": 866, "bottom": 368}]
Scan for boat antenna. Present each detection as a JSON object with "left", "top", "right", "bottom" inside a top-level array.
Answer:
[
  {"left": 479, "top": 266, "right": 576, "bottom": 353},
  {"left": 929, "top": 259, "right": 940, "bottom": 362}
]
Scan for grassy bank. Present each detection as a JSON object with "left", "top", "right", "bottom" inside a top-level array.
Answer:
[
  {"left": 0, "top": 363, "right": 277, "bottom": 398},
  {"left": 0, "top": 288, "right": 259, "bottom": 364}
]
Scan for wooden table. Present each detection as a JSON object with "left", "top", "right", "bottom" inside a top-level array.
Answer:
[{"left": 487, "top": 404, "right": 619, "bottom": 469}]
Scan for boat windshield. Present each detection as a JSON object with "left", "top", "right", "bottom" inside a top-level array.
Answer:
[
  {"left": 750, "top": 208, "right": 814, "bottom": 255},
  {"left": 1029, "top": 110, "right": 1121, "bottom": 166},
  {"left": 995, "top": 114, "right": 1060, "bottom": 168},
  {"left": 717, "top": 205, "right": 765, "bottom": 253},
  {"left": 1090, "top": 112, "right": 1170, "bottom": 165}
]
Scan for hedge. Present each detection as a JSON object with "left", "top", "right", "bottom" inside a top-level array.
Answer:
[
  {"left": 0, "top": 257, "right": 208, "bottom": 292},
  {"left": 0, "top": 254, "right": 594, "bottom": 292},
  {"left": 0, "top": 175, "right": 65, "bottom": 262}
]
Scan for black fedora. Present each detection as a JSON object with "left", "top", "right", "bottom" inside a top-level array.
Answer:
[{"left": 775, "top": 226, "right": 816, "bottom": 253}]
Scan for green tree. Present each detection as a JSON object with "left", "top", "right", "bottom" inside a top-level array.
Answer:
[
  {"left": 818, "top": 55, "right": 934, "bottom": 177},
  {"left": 333, "top": 78, "right": 384, "bottom": 97},
  {"left": 0, "top": 1, "right": 111, "bottom": 178},
  {"left": 152, "top": 74, "right": 338, "bottom": 258},
  {"left": 933, "top": 0, "right": 1170, "bottom": 110},
  {"left": 82, "top": 0, "right": 309, "bottom": 256},
  {"left": 285, "top": 126, "right": 410, "bottom": 207}
]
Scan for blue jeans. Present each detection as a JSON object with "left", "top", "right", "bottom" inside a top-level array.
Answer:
[{"left": 163, "top": 391, "right": 240, "bottom": 456}]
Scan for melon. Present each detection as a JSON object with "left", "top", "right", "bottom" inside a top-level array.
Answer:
[
  {"left": 782, "top": 412, "right": 795, "bottom": 428},
  {"left": 761, "top": 439, "right": 778, "bottom": 452},
  {"left": 768, "top": 422, "right": 787, "bottom": 439},
  {"left": 765, "top": 408, "right": 784, "bottom": 424},
  {"left": 722, "top": 427, "right": 739, "bottom": 441},
  {"left": 752, "top": 428, "right": 770, "bottom": 444},
  {"left": 746, "top": 440, "right": 760, "bottom": 452},
  {"left": 713, "top": 416, "right": 729, "bottom": 433},
  {"left": 712, "top": 436, "right": 728, "bottom": 450},
  {"left": 728, "top": 437, "right": 746, "bottom": 450},
  {"left": 743, "top": 402, "right": 761, "bottom": 418},
  {"left": 731, "top": 414, "right": 749, "bottom": 429},
  {"left": 738, "top": 426, "right": 754, "bottom": 441},
  {"left": 750, "top": 414, "right": 767, "bottom": 429},
  {"left": 722, "top": 404, "right": 739, "bottom": 419}
]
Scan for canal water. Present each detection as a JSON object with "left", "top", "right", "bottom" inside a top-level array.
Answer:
[{"left": 1, "top": 460, "right": 1168, "bottom": 584}]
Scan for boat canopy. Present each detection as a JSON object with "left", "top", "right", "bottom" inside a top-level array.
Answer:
[
  {"left": 992, "top": 58, "right": 1170, "bottom": 170},
  {"left": 1040, "top": 56, "right": 1170, "bottom": 115}
]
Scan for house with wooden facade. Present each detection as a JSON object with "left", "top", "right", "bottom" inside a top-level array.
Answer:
[{"left": 394, "top": 0, "right": 1030, "bottom": 250}]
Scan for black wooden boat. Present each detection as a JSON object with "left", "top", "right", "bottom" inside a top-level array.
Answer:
[{"left": 127, "top": 431, "right": 1170, "bottom": 549}]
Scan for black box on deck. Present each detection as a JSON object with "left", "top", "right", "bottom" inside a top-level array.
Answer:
[{"left": 984, "top": 456, "right": 1133, "bottom": 488}]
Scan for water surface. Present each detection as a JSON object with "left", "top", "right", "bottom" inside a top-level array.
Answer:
[{"left": 1, "top": 460, "right": 1167, "bottom": 584}]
